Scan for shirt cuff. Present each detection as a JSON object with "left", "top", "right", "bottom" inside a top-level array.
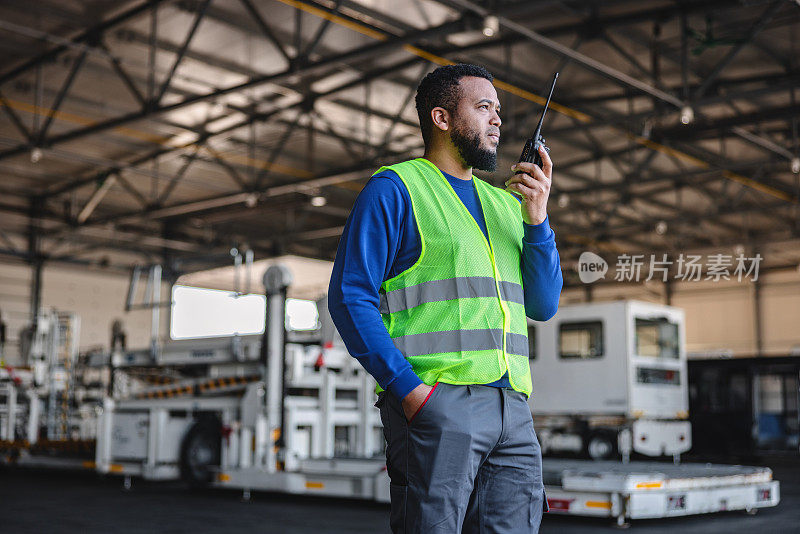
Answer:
[
  {"left": 523, "top": 215, "right": 552, "bottom": 244},
  {"left": 385, "top": 366, "right": 424, "bottom": 401}
]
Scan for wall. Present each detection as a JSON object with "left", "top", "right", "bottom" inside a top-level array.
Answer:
[
  {"left": 561, "top": 268, "right": 800, "bottom": 358},
  {"left": 2, "top": 258, "right": 799, "bottom": 366}
]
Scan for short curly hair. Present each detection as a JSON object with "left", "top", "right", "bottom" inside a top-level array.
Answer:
[{"left": 415, "top": 64, "right": 493, "bottom": 148}]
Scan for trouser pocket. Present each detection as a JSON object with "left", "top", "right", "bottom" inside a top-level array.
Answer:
[{"left": 407, "top": 382, "right": 439, "bottom": 424}]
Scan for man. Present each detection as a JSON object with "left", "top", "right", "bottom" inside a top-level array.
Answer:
[{"left": 328, "top": 64, "right": 562, "bottom": 533}]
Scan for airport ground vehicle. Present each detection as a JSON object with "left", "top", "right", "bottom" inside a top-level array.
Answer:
[
  {"left": 529, "top": 300, "right": 691, "bottom": 461},
  {"left": 1, "top": 310, "right": 100, "bottom": 467}
]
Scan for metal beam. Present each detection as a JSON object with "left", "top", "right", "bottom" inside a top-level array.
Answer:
[
  {"left": 312, "top": 110, "right": 362, "bottom": 164},
  {"left": 239, "top": 0, "right": 293, "bottom": 64},
  {"left": 203, "top": 144, "right": 250, "bottom": 191},
  {"left": 154, "top": 0, "right": 212, "bottom": 104},
  {"left": 297, "top": 0, "right": 342, "bottom": 62},
  {"left": 76, "top": 174, "right": 117, "bottom": 224},
  {"left": 562, "top": 70, "right": 800, "bottom": 108},
  {"left": 437, "top": 0, "right": 686, "bottom": 108},
  {"left": 18, "top": 0, "right": 780, "bottom": 220},
  {"left": 55, "top": 56, "right": 423, "bottom": 228},
  {"left": 92, "top": 160, "right": 381, "bottom": 226},
  {"left": 600, "top": 30, "right": 659, "bottom": 85},
  {"left": 655, "top": 103, "right": 800, "bottom": 140},
  {"left": 0, "top": 0, "right": 166, "bottom": 86},
  {"left": 602, "top": 17, "right": 795, "bottom": 162},
  {"left": 253, "top": 110, "right": 307, "bottom": 189},
  {"left": 36, "top": 49, "right": 88, "bottom": 143},
  {"left": 3, "top": 0, "right": 792, "bottom": 266},
  {"left": 100, "top": 40, "right": 147, "bottom": 107},
  {"left": 0, "top": 17, "right": 465, "bottom": 163},
  {"left": 375, "top": 62, "right": 428, "bottom": 157},
  {"left": 115, "top": 173, "right": 150, "bottom": 208},
  {"left": 156, "top": 147, "right": 202, "bottom": 206},
  {"left": 692, "top": 1, "right": 784, "bottom": 101},
  {"left": 0, "top": 89, "right": 32, "bottom": 141}
]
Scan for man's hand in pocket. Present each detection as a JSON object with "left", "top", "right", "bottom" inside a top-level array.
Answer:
[{"left": 401, "top": 383, "right": 434, "bottom": 422}]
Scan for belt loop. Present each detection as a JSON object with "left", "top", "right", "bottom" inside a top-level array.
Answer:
[{"left": 466, "top": 385, "right": 472, "bottom": 396}]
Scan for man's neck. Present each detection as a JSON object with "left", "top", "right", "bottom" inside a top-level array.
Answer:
[{"left": 422, "top": 149, "right": 472, "bottom": 181}]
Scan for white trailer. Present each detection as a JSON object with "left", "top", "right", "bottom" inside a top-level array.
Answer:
[
  {"left": 542, "top": 459, "right": 779, "bottom": 527},
  {"left": 529, "top": 300, "right": 691, "bottom": 460}
]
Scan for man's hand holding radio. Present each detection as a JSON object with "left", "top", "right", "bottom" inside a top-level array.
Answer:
[{"left": 505, "top": 143, "right": 553, "bottom": 226}]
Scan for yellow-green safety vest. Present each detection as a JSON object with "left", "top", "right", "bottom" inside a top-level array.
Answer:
[{"left": 376, "top": 158, "right": 532, "bottom": 396}]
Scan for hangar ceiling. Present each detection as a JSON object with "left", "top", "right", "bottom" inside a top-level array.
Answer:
[{"left": 0, "top": 0, "right": 798, "bottom": 286}]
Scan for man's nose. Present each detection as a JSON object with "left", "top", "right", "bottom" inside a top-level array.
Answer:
[{"left": 490, "top": 110, "right": 501, "bottom": 127}]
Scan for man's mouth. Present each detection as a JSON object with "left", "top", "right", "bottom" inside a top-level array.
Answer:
[{"left": 488, "top": 132, "right": 500, "bottom": 142}]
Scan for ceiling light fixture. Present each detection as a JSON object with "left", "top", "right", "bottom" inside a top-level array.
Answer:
[
  {"left": 482, "top": 16, "right": 499, "bottom": 37},
  {"left": 680, "top": 106, "right": 694, "bottom": 125},
  {"left": 311, "top": 195, "right": 327, "bottom": 207}
]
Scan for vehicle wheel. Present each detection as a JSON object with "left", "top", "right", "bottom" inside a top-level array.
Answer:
[
  {"left": 585, "top": 430, "right": 617, "bottom": 461},
  {"left": 180, "top": 416, "right": 221, "bottom": 487}
]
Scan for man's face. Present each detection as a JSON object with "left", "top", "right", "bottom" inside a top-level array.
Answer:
[{"left": 449, "top": 76, "right": 502, "bottom": 172}]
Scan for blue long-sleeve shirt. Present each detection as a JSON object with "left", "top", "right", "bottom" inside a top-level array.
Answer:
[{"left": 328, "top": 165, "right": 563, "bottom": 401}]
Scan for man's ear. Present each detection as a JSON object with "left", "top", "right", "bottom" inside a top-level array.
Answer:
[{"left": 430, "top": 107, "right": 450, "bottom": 132}]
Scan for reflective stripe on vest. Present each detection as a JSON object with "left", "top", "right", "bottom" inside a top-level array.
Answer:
[
  {"left": 379, "top": 276, "right": 524, "bottom": 314},
  {"left": 391, "top": 329, "right": 529, "bottom": 358}
]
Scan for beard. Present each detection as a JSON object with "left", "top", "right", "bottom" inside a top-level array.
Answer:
[{"left": 450, "top": 122, "right": 498, "bottom": 172}]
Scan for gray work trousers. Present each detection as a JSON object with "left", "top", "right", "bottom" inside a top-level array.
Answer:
[{"left": 377, "top": 382, "right": 548, "bottom": 533}]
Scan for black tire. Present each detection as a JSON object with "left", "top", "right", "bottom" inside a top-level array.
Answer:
[
  {"left": 585, "top": 429, "right": 618, "bottom": 461},
  {"left": 179, "top": 416, "right": 221, "bottom": 487}
]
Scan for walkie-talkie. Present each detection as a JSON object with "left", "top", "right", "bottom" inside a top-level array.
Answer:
[{"left": 517, "top": 72, "right": 558, "bottom": 171}]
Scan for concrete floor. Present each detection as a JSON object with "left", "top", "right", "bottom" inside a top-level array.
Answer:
[{"left": 1, "top": 457, "right": 797, "bottom": 533}]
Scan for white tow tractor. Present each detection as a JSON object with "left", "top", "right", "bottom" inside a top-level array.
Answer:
[
  {"left": 95, "top": 265, "right": 389, "bottom": 500},
  {"left": 529, "top": 300, "right": 691, "bottom": 461}
]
